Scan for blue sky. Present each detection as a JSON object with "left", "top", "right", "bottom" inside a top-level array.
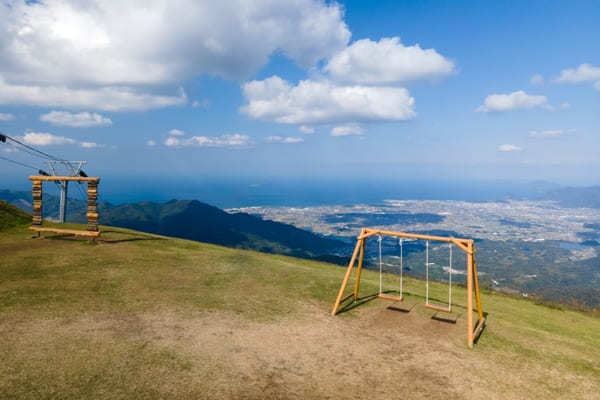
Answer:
[{"left": 1, "top": 0, "right": 599, "bottom": 195}]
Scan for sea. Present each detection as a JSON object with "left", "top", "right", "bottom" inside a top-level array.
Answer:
[{"left": 90, "top": 176, "right": 556, "bottom": 208}]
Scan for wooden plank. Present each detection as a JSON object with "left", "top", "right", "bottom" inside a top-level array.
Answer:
[
  {"left": 425, "top": 303, "right": 452, "bottom": 313},
  {"left": 29, "top": 226, "right": 100, "bottom": 237},
  {"left": 378, "top": 293, "right": 404, "bottom": 302},
  {"left": 29, "top": 175, "right": 100, "bottom": 182}
]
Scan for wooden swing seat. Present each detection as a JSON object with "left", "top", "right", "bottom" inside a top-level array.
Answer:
[
  {"left": 29, "top": 226, "right": 100, "bottom": 237},
  {"left": 378, "top": 293, "right": 404, "bottom": 302},
  {"left": 425, "top": 303, "right": 452, "bottom": 313}
]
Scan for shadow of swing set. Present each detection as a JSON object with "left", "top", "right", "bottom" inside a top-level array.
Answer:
[{"left": 332, "top": 227, "right": 486, "bottom": 348}]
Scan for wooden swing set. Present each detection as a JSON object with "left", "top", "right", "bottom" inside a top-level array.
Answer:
[{"left": 332, "top": 228, "right": 486, "bottom": 348}]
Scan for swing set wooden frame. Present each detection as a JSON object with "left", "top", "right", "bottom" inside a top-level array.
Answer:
[
  {"left": 331, "top": 227, "right": 486, "bottom": 348},
  {"left": 28, "top": 175, "right": 101, "bottom": 238}
]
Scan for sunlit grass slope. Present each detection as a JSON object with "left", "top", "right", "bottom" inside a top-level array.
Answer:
[{"left": 1, "top": 219, "right": 599, "bottom": 399}]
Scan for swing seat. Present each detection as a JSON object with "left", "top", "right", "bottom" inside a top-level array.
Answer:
[
  {"left": 425, "top": 303, "right": 452, "bottom": 313},
  {"left": 378, "top": 293, "right": 404, "bottom": 302}
]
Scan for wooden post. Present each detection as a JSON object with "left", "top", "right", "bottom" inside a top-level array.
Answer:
[
  {"left": 86, "top": 181, "right": 98, "bottom": 232},
  {"left": 353, "top": 237, "right": 366, "bottom": 300},
  {"left": 467, "top": 240, "right": 474, "bottom": 348},
  {"left": 331, "top": 236, "right": 363, "bottom": 315},
  {"left": 32, "top": 180, "right": 43, "bottom": 227},
  {"left": 472, "top": 256, "right": 484, "bottom": 321}
]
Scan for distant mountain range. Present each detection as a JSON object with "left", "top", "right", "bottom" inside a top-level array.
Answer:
[
  {"left": 538, "top": 186, "right": 600, "bottom": 208},
  {"left": 0, "top": 189, "right": 347, "bottom": 262}
]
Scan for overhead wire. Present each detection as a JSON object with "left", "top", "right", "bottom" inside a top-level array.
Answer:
[
  {"left": 1, "top": 131, "right": 91, "bottom": 214},
  {"left": 0, "top": 154, "right": 39, "bottom": 171}
]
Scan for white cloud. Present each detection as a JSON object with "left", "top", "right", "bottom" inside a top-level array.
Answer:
[
  {"left": 146, "top": 140, "right": 156, "bottom": 147},
  {"left": 192, "top": 99, "right": 210, "bottom": 109},
  {"left": 330, "top": 124, "right": 363, "bottom": 136},
  {"left": 164, "top": 133, "right": 251, "bottom": 148},
  {"left": 324, "top": 37, "right": 454, "bottom": 85},
  {"left": 168, "top": 129, "right": 185, "bottom": 136},
  {"left": 0, "top": 0, "right": 349, "bottom": 110},
  {"left": 22, "top": 132, "right": 75, "bottom": 146},
  {"left": 530, "top": 74, "right": 544, "bottom": 86},
  {"left": 529, "top": 129, "right": 575, "bottom": 138},
  {"left": 40, "top": 110, "right": 112, "bottom": 127},
  {"left": 299, "top": 125, "right": 315, "bottom": 134},
  {"left": 241, "top": 76, "right": 416, "bottom": 124},
  {"left": 0, "top": 112, "right": 14, "bottom": 121},
  {"left": 79, "top": 141, "right": 103, "bottom": 148},
  {"left": 529, "top": 129, "right": 563, "bottom": 138},
  {"left": 498, "top": 144, "right": 522, "bottom": 152},
  {"left": 555, "top": 63, "right": 600, "bottom": 83},
  {"left": 476, "top": 90, "right": 548, "bottom": 112},
  {"left": 0, "top": 79, "right": 187, "bottom": 111},
  {"left": 265, "top": 136, "right": 304, "bottom": 143}
]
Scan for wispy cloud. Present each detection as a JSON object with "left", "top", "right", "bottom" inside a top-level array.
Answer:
[
  {"left": 164, "top": 134, "right": 251, "bottom": 148},
  {"left": 79, "top": 141, "right": 104, "bottom": 148},
  {"left": 0, "top": 113, "right": 15, "bottom": 121},
  {"left": 530, "top": 74, "right": 544, "bottom": 86},
  {"left": 19, "top": 131, "right": 104, "bottom": 148},
  {"left": 192, "top": 99, "right": 210, "bottom": 109},
  {"left": 498, "top": 144, "right": 522, "bottom": 152},
  {"left": 40, "top": 110, "right": 112, "bottom": 127},
  {"left": 299, "top": 125, "right": 315, "bottom": 134},
  {"left": 168, "top": 129, "right": 185, "bottom": 136},
  {"left": 330, "top": 124, "right": 363, "bottom": 136},
  {"left": 22, "top": 132, "right": 75, "bottom": 146},
  {"left": 265, "top": 136, "right": 304, "bottom": 143},
  {"left": 529, "top": 129, "right": 564, "bottom": 138}
]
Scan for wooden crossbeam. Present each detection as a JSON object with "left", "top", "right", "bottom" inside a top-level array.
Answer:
[{"left": 29, "top": 175, "right": 100, "bottom": 182}]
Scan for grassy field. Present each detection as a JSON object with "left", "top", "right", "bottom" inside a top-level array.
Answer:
[{"left": 1, "top": 218, "right": 599, "bottom": 399}]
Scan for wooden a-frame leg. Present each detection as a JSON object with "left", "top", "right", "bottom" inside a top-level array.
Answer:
[
  {"left": 472, "top": 256, "right": 484, "bottom": 321},
  {"left": 331, "top": 233, "right": 364, "bottom": 316},
  {"left": 353, "top": 239, "right": 365, "bottom": 301},
  {"left": 467, "top": 241, "right": 474, "bottom": 348}
]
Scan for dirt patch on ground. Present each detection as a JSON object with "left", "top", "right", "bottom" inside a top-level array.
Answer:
[{"left": 1, "top": 300, "right": 597, "bottom": 399}]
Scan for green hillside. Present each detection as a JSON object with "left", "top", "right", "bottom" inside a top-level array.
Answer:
[
  {"left": 0, "top": 200, "right": 30, "bottom": 230},
  {"left": 1, "top": 222, "right": 599, "bottom": 399},
  {"left": 0, "top": 191, "right": 347, "bottom": 261}
]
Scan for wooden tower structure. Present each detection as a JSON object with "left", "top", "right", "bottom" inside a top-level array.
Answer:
[{"left": 29, "top": 175, "right": 101, "bottom": 238}]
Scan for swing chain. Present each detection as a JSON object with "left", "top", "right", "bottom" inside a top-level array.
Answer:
[{"left": 378, "top": 235, "right": 382, "bottom": 295}]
